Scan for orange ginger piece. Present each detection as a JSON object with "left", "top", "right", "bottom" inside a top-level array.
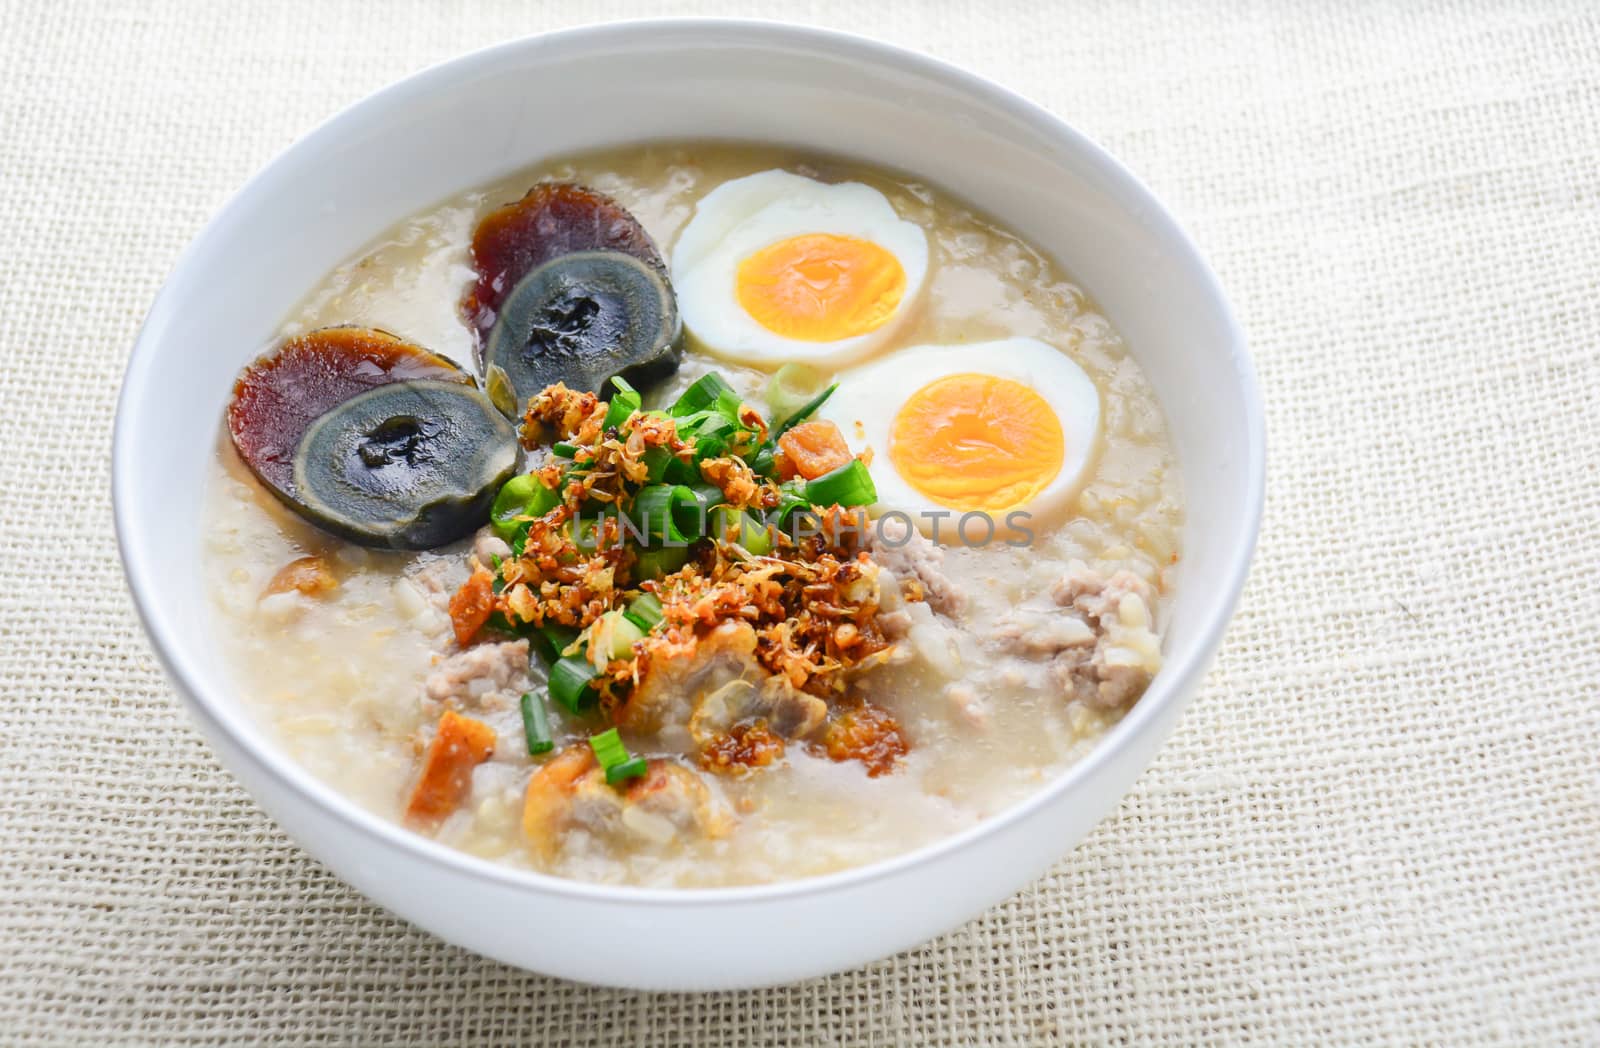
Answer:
[
  {"left": 448, "top": 562, "right": 496, "bottom": 646},
  {"left": 262, "top": 555, "right": 338, "bottom": 598},
  {"left": 776, "top": 420, "right": 853, "bottom": 481},
  {"left": 405, "top": 709, "right": 496, "bottom": 824}
]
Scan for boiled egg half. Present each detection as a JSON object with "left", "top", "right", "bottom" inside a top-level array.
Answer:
[
  {"left": 819, "top": 338, "right": 1102, "bottom": 534},
  {"left": 671, "top": 170, "right": 928, "bottom": 368}
]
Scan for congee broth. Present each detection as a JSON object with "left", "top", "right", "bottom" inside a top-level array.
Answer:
[{"left": 203, "top": 143, "right": 1183, "bottom": 887}]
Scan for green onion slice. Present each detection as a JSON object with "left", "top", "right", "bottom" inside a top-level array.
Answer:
[
  {"left": 679, "top": 413, "right": 744, "bottom": 465},
  {"left": 631, "top": 484, "right": 703, "bottom": 545},
  {"left": 765, "top": 363, "right": 827, "bottom": 424},
  {"left": 605, "top": 756, "right": 648, "bottom": 785},
  {"left": 710, "top": 506, "right": 773, "bottom": 555},
  {"left": 774, "top": 479, "right": 813, "bottom": 522},
  {"left": 624, "top": 592, "right": 665, "bottom": 631},
  {"left": 603, "top": 376, "right": 642, "bottom": 430},
  {"left": 551, "top": 442, "right": 578, "bottom": 459},
  {"left": 690, "top": 433, "right": 728, "bottom": 463},
  {"left": 641, "top": 446, "right": 675, "bottom": 483},
  {"left": 662, "top": 455, "right": 700, "bottom": 486},
  {"left": 771, "top": 382, "right": 839, "bottom": 441},
  {"left": 549, "top": 655, "right": 600, "bottom": 714},
  {"left": 490, "top": 474, "right": 560, "bottom": 541},
  {"left": 670, "top": 372, "right": 736, "bottom": 417},
  {"left": 634, "top": 545, "right": 691, "bottom": 580},
  {"left": 802, "top": 459, "right": 878, "bottom": 507},
  {"left": 530, "top": 623, "right": 581, "bottom": 664},
  {"left": 689, "top": 483, "right": 725, "bottom": 513},
  {"left": 589, "top": 728, "right": 649, "bottom": 785},
  {"left": 682, "top": 411, "right": 737, "bottom": 446},
  {"left": 520, "top": 692, "right": 554, "bottom": 755},
  {"left": 712, "top": 388, "right": 746, "bottom": 421},
  {"left": 568, "top": 511, "right": 622, "bottom": 552},
  {"left": 589, "top": 726, "right": 627, "bottom": 766},
  {"left": 600, "top": 609, "right": 645, "bottom": 660}
]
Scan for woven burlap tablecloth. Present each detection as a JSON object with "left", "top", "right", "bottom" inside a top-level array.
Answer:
[{"left": 3, "top": 1, "right": 1597, "bottom": 1043}]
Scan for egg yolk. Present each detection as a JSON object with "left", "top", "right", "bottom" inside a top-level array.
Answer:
[
  {"left": 889, "top": 374, "right": 1065, "bottom": 511},
  {"left": 736, "top": 234, "right": 906, "bottom": 342}
]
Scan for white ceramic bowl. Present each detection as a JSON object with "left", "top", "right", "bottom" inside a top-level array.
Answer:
[{"left": 114, "top": 20, "right": 1262, "bottom": 990}]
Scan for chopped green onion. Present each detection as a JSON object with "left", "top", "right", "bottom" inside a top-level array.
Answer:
[
  {"left": 708, "top": 504, "right": 737, "bottom": 541},
  {"left": 676, "top": 491, "right": 711, "bottom": 538},
  {"left": 531, "top": 623, "right": 581, "bottom": 664},
  {"left": 744, "top": 519, "right": 775, "bottom": 555},
  {"left": 549, "top": 655, "right": 600, "bottom": 714},
  {"left": 551, "top": 442, "right": 579, "bottom": 458},
  {"left": 589, "top": 726, "right": 627, "bottom": 765},
  {"left": 624, "top": 593, "right": 665, "bottom": 631},
  {"left": 662, "top": 455, "right": 700, "bottom": 486},
  {"left": 802, "top": 459, "right": 877, "bottom": 507},
  {"left": 634, "top": 545, "right": 690, "bottom": 579},
  {"left": 600, "top": 609, "right": 646, "bottom": 659},
  {"left": 689, "top": 483, "right": 725, "bottom": 513},
  {"left": 490, "top": 474, "right": 560, "bottom": 541},
  {"left": 519, "top": 692, "right": 554, "bottom": 755},
  {"left": 566, "top": 513, "right": 607, "bottom": 550},
  {"left": 749, "top": 446, "right": 777, "bottom": 477},
  {"left": 603, "top": 397, "right": 640, "bottom": 430},
  {"left": 641, "top": 446, "right": 675, "bottom": 483},
  {"left": 710, "top": 506, "right": 773, "bottom": 555},
  {"left": 606, "top": 756, "right": 648, "bottom": 784},
  {"left": 683, "top": 411, "right": 737, "bottom": 444},
  {"left": 603, "top": 377, "right": 642, "bottom": 429},
  {"left": 690, "top": 433, "right": 728, "bottom": 462},
  {"left": 544, "top": 623, "right": 582, "bottom": 655},
  {"left": 771, "top": 382, "right": 840, "bottom": 441},
  {"left": 678, "top": 412, "right": 742, "bottom": 464},
  {"left": 712, "top": 388, "right": 746, "bottom": 421},
  {"left": 589, "top": 728, "right": 649, "bottom": 785},
  {"left": 775, "top": 479, "right": 814, "bottom": 522},
  {"left": 765, "top": 363, "right": 827, "bottom": 424},
  {"left": 631, "top": 484, "right": 702, "bottom": 546},
  {"left": 670, "top": 372, "right": 736, "bottom": 417}
]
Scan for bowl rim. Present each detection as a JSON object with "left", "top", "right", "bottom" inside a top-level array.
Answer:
[{"left": 113, "top": 16, "right": 1264, "bottom": 906}]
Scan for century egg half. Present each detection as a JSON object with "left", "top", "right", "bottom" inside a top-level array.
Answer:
[{"left": 228, "top": 327, "right": 516, "bottom": 549}]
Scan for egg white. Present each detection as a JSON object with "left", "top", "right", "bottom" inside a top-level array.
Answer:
[
  {"left": 819, "top": 338, "right": 1102, "bottom": 538},
  {"left": 671, "top": 170, "right": 929, "bottom": 369}
]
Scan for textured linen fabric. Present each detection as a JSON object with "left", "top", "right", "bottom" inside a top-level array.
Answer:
[{"left": 2, "top": 0, "right": 1598, "bottom": 1042}]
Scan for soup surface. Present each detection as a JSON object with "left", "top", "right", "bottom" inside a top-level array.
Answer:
[{"left": 203, "top": 143, "right": 1183, "bottom": 887}]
